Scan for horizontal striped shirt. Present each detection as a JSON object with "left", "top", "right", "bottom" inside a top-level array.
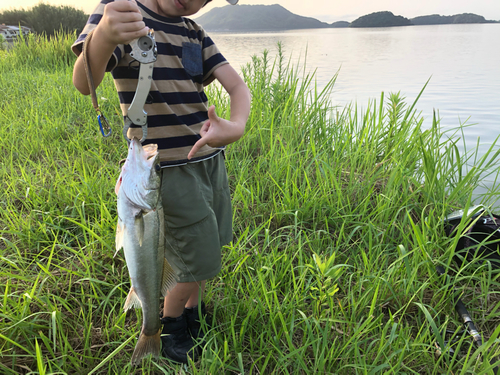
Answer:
[{"left": 72, "top": 0, "right": 229, "bottom": 166}]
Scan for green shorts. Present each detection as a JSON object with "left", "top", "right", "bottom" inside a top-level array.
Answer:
[{"left": 160, "top": 152, "right": 232, "bottom": 283}]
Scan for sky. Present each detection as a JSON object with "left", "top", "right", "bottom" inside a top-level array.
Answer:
[{"left": 1, "top": 0, "right": 499, "bottom": 22}]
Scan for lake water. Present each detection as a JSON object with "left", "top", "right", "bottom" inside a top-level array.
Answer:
[{"left": 210, "top": 24, "right": 500, "bottom": 208}]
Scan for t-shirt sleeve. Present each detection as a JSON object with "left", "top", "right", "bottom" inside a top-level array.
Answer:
[
  {"left": 200, "top": 28, "right": 229, "bottom": 86},
  {"left": 71, "top": 0, "right": 125, "bottom": 72}
]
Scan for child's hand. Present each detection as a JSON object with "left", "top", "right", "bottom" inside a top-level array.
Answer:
[
  {"left": 188, "top": 105, "right": 245, "bottom": 160},
  {"left": 97, "top": 0, "right": 149, "bottom": 46}
]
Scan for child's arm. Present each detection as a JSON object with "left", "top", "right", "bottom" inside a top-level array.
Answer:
[
  {"left": 72, "top": 0, "right": 148, "bottom": 95},
  {"left": 188, "top": 64, "right": 251, "bottom": 160}
]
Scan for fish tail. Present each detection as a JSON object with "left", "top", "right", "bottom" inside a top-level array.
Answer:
[
  {"left": 123, "top": 287, "right": 142, "bottom": 311},
  {"left": 131, "top": 328, "right": 161, "bottom": 365},
  {"left": 161, "top": 258, "right": 177, "bottom": 296}
]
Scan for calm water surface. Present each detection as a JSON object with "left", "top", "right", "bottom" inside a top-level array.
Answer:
[{"left": 210, "top": 24, "right": 500, "bottom": 207}]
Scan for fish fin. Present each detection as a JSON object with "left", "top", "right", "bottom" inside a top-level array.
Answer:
[
  {"left": 123, "top": 287, "right": 142, "bottom": 311},
  {"left": 115, "top": 173, "right": 123, "bottom": 195},
  {"left": 135, "top": 215, "right": 144, "bottom": 247},
  {"left": 161, "top": 258, "right": 178, "bottom": 296},
  {"left": 115, "top": 220, "right": 124, "bottom": 257},
  {"left": 130, "top": 328, "right": 161, "bottom": 365}
]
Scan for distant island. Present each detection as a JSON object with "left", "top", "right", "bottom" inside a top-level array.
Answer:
[
  {"left": 411, "top": 13, "right": 495, "bottom": 25},
  {"left": 350, "top": 11, "right": 412, "bottom": 28},
  {"left": 195, "top": 5, "right": 499, "bottom": 31},
  {"left": 195, "top": 4, "right": 330, "bottom": 31}
]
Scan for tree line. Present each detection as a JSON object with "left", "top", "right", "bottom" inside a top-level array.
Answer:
[{"left": 0, "top": 3, "right": 88, "bottom": 36}]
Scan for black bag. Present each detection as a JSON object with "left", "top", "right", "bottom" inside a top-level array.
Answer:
[
  {"left": 444, "top": 206, "right": 500, "bottom": 269},
  {"left": 430, "top": 206, "right": 500, "bottom": 372}
]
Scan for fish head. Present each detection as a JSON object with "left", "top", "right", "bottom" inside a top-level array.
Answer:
[{"left": 116, "top": 138, "right": 161, "bottom": 210}]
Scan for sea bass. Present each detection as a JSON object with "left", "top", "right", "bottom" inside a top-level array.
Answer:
[{"left": 115, "top": 138, "right": 177, "bottom": 365}]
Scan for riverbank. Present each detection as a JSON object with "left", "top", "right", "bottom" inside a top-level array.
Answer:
[{"left": 1, "top": 33, "right": 499, "bottom": 374}]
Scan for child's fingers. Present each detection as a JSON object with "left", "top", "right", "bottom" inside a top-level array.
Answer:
[
  {"left": 108, "top": 0, "right": 142, "bottom": 16},
  {"left": 117, "top": 11, "right": 144, "bottom": 23},
  {"left": 119, "top": 20, "right": 147, "bottom": 33},
  {"left": 114, "top": 0, "right": 137, "bottom": 7},
  {"left": 121, "top": 28, "right": 149, "bottom": 44},
  {"left": 187, "top": 138, "right": 209, "bottom": 160},
  {"left": 199, "top": 120, "right": 211, "bottom": 137},
  {"left": 108, "top": 2, "right": 142, "bottom": 18},
  {"left": 101, "top": 0, "right": 147, "bottom": 43},
  {"left": 207, "top": 105, "right": 220, "bottom": 123}
]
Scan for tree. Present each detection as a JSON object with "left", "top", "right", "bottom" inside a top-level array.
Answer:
[
  {"left": 0, "top": 9, "right": 30, "bottom": 27},
  {"left": 0, "top": 3, "right": 88, "bottom": 36}
]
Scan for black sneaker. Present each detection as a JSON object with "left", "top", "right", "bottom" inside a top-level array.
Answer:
[
  {"left": 184, "top": 302, "right": 212, "bottom": 346},
  {"left": 160, "top": 314, "right": 197, "bottom": 363}
]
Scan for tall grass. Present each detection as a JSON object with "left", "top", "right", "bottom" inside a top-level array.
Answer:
[{"left": 1, "top": 34, "right": 500, "bottom": 374}]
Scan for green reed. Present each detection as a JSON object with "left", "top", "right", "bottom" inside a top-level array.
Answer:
[{"left": 1, "top": 34, "right": 500, "bottom": 374}]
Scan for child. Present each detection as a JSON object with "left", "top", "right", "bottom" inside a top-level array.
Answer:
[{"left": 72, "top": 0, "right": 250, "bottom": 364}]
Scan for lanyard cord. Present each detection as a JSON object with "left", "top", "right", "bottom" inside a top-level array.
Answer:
[{"left": 82, "top": 29, "right": 112, "bottom": 137}]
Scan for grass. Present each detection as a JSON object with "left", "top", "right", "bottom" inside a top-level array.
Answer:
[{"left": 1, "top": 33, "right": 500, "bottom": 374}]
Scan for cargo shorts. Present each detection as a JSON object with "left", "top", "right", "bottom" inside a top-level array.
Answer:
[{"left": 160, "top": 152, "right": 232, "bottom": 283}]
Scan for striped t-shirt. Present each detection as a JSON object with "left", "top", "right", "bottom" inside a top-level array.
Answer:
[{"left": 72, "top": 0, "right": 229, "bottom": 167}]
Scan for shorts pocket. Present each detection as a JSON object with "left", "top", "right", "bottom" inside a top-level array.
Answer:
[
  {"left": 182, "top": 42, "right": 203, "bottom": 77},
  {"left": 161, "top": 164, "right": 210, "bottom": 229}
]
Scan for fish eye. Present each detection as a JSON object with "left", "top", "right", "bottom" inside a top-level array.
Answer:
[{"left": 155, "top": 164, "right": 161, "bottom": 173}]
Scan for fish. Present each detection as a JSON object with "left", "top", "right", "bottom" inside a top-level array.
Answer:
[{"left": 115, "top": 137, "right": 177, "bottom": 365}]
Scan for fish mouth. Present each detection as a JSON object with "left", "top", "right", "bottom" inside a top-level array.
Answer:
[{"left": 130, "top": 138, "right": 159, "bottom": 167}]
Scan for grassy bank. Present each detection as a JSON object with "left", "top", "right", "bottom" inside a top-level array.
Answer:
[{"left": 1, "top": 33, "right": 500, "bottom": 374}]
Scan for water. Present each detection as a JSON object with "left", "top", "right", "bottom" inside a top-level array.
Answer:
[{"left": 210, "top": 24, "right": 500, "bottom": 207}]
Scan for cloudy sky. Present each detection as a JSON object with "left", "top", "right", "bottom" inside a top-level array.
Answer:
[{"left": 2, "top": 0, "right": 500, "bottom": 22}]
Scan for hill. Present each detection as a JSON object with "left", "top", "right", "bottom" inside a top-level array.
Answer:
[
  {"left": 331, "top": 21, "right": 350, "bottom": 28},
  {"left": 411, "top": 13, "right": 498, "bottom": 25},
  {"left": 350, "top": 11, "right": 412, "bottom": 28},
  {"left": 195, "top": 5, "right": 498, "bottom": 31},
  {"left": 195, "top": 4, "right": 330, "bottom": 31}
]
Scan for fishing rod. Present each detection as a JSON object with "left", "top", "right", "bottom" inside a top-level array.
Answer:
[
  {"left": 436, "top": 265, "right": 499, "bottom": 373},
  {"left": 436, "top": 265, "right": 482, "bottom": 347}
]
